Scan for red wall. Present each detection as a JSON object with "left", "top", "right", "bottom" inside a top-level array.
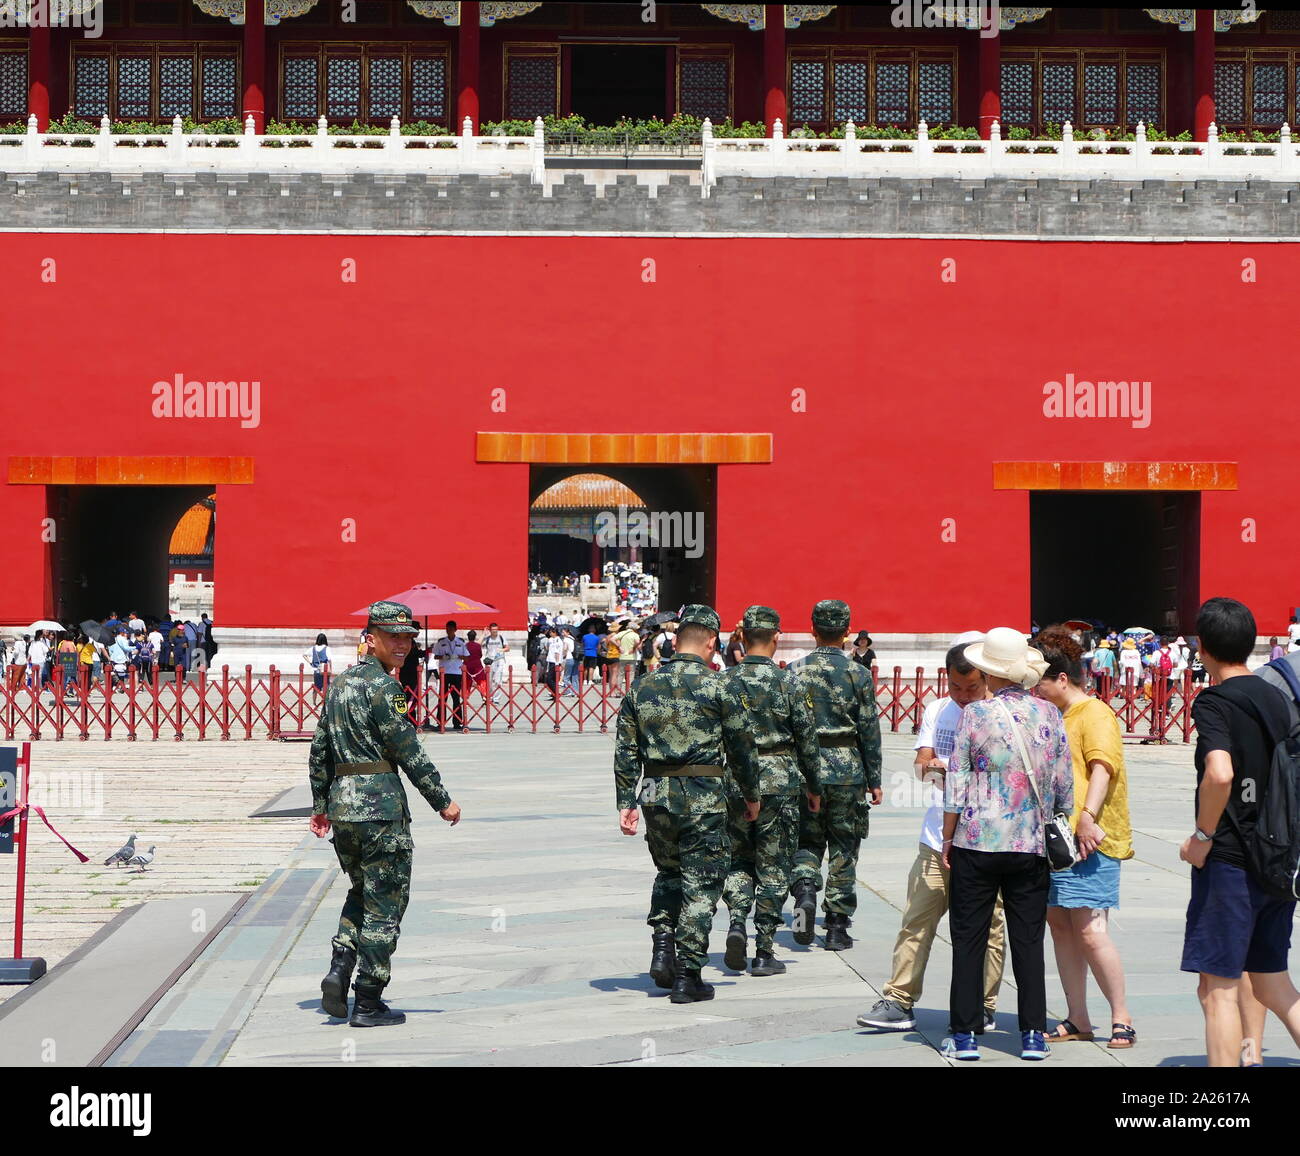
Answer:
[{"left": 0, "top": 234, "right": 1293, "bottom": 633}]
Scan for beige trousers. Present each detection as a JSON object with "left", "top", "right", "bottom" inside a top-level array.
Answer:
[{"left": 883, "top": 843, "right": 1006, "bottom": 1013}]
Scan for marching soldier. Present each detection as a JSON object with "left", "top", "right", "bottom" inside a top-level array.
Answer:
[
  {"left": 308, "top": 600, "right": 462, "bottom": 1027},
  {"left": 721, "top": 606, "right": 822, "bottom": 976},
  {"left": 615, "top": 604, "right": 759, "bottom": 1003},
  {"left": 788, "top": 600, "right": 883, "bottom": 951}
]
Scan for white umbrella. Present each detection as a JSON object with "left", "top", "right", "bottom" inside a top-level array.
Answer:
[{"left": 27, "top": 619, "right": 66, "bottom": 633}]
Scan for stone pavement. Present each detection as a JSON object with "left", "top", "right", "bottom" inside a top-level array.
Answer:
[{"left": 102, "top": 730, "right": 1300, "bottom": 1068}]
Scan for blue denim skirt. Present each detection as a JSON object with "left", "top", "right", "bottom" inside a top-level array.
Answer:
[{"left": 1049, "top": 850, "right": 1121, "bottom": 909}]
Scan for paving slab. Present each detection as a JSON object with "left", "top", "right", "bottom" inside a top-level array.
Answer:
[{"left": 30, "top": 729, "right": 1300, "bottom": 1067}]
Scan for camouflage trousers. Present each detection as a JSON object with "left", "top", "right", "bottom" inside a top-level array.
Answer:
[
  {"left": 643, "top": 805, "right": 730, "bottom": 972},
  {"left": 722, "top": 794, "right": 801, "bottom": 954},
  {"left": 330, "top": 817, "right": 413, "bottom": 986},
  {"left": 790, "top": 784, "right": 869, "bottom": 918}
]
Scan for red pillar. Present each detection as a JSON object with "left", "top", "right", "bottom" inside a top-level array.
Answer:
[
  {"left": 1193, "top": 8, "right": 1215, "bottom": 141},
  {"left": 978, "top": 27, "right": 1000, "bottom": 139},
  {"left": 763, "top": 4, "right": 785, "bottom": 136},
  {"left": 28, "top": 17, "right": 50, "bottom": 130},
  {"left": 457, "top": 1, "right": 480, "bottom": 134},
  {"left": 242, "top": 0, "right": 266, "bottom": 132}
]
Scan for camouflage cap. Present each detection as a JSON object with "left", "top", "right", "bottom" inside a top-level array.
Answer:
[
  {"left": 366, "top": 600, "right": 420, "bottom": 635},
  {"left": 678, "top": 604, "right": 721, "bottom": 633},
  {"left": 811, "top": 599, "right": 851, "bottom": 633},
  {"left": 741, "top": 605, "right": 781, "bottom": 631}
]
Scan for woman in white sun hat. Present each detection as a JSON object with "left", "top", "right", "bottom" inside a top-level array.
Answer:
[{"left": 941, "top": 627, "right": 1074, "bottom": 1064}]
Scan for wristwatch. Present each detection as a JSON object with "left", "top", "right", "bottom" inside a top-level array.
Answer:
[{"left": 1193, "top": 827, "right": 1213, "bottom": 843}]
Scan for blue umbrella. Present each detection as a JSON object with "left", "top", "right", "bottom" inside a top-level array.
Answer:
[{"left": 1122, "top": 626, "right": 1153, "bottom": 637}]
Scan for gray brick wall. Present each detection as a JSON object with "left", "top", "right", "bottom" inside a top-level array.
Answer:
[{"left": 2, "top": 169, "right": 1299, "bottom": 235}]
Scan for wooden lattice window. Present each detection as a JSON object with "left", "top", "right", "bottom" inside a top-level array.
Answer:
[
  {"left": 0, "top": 46, "right": 28, "bottom": 119},
  {"left": 1214, "top": 50, "right": 1300, "bottom": 131},
  {"left": 1001, "top": 49, "right": 1164, "bottom": 133},
  {"left": 678, "top": 51, "right": 730, "bottom": 123},
  {"left": 504, "top": 48, "right": 559, "bottom": 120},
  {"left": 786, "top": 47, "right": 956, "bottom": 130},
  {"left": 72, "top": 44, "right": 238, "bottom": 123},
  {"left": 279, "top": 45, "right": 451, "bottom": 126}
]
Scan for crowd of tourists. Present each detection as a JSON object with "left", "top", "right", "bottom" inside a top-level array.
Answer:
[
  {"left": 867, "top": 600, "right": 1300, "bottom": 1063},
  {"left": 2, "top": 611, "right": 218, "bottom": 695}
]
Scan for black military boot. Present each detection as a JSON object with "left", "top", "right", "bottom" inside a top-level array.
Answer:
[
  {"left": 791, "top": 881, "right": 818, "bottom": 946},
  {"left": 649, "top": 931, "right": 676, "bottom": 991},
  {"left": 320, "top": 944, "right": 356, "bottom": 1019},
  {"left": 750, "top": 949, "right": 787, "bottom": 977},
  {"left": 823, "top": 912, "right": 854, "bottom": 952},
  {"left": 669, "top": 967, "right": 715, "bottom": 1004},
  {"left": 724, "top": 921, "right": 747, "bottom": 972},
  {"left": 349, "top": 978, "right": 407, "bottom": 1027}
]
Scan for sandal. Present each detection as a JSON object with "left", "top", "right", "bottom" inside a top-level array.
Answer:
[
  {"left": 1108, "top": 1023, "right": 1137, "bottom": 1049},
  {"left": 1050, "top": 1019, "right": 1095, "bottom": 1042}
]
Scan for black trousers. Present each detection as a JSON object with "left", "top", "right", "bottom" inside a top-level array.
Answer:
[
  {"left": 949, "top": 846, "right": 1049, "bottom": 1034},
  {"left": 438, "top": 674, "right": 464, "bottom": 730}
]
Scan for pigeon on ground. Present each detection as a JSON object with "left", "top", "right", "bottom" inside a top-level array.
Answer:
[
  {"left": 127, "top": 845, "right": 155, "bottom": 871},
  {"left": 103, "top": 834, "right": 137, "bottom": 867}
]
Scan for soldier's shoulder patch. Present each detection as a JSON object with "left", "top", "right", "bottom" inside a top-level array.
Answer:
[
  {"left": 805, "top": 690, "right": 815, "bottom": 710},
  {"left": 740, "top": 692, "right": 751, "bottom": 710},
  {"left": 391, "top": 693, "right": 408, "bottom": 714}
]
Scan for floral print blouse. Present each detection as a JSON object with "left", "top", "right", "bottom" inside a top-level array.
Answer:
[{"left": 943, "top": 686, "right": 1073, "bottom": 856}]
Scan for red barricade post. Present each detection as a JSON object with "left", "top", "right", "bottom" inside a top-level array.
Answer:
[
  {"left": 1, "top": 741, "right": 88, "bottom": 983},
  {"left": 221, "top": 664, "right": 231, "bottom": 740}
]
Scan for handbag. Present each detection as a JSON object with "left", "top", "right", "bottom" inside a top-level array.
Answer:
[{"left": 993, "top": 697, "right": 1078, "bottom": 872}]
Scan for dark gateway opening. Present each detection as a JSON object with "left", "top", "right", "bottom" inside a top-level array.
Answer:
[
  {"left": 1030, "top": 491, "right": 1201, "bottom": 636},
  {"left": 49, "top": 484, "right": 211, "bottom": 625},
  {"left": 569, "top": 44, "right": 668, "bottom": 124}
]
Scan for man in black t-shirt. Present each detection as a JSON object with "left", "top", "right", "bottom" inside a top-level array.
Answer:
[{"left": 1180, "top": 597, "right": 1300, "bottom": 1067}]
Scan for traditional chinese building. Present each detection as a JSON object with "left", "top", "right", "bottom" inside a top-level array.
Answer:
[
  {"left": 2, "top": 3, "right": 1296, "bottom": 140},
  {"left": 2, "top": 5, "right": 1298, "bottom": 643}
]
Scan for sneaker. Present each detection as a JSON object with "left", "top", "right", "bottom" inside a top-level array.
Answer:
[
  {"left": 984, "top": 1009, "right": 997, "bottom": 1032},
  {"left": 942, "top": 1032, "right": 980, "bottom": 1061},
  {"left": 857, "top": 999, "right": 916, "bottom": 1031},
  {"left": 1020, "top": 1030, "right": 1051, "bottom": 1061}
]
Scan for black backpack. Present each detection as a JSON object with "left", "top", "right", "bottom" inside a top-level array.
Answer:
[
  {"left": 658, "top": 634, "right": 674, "bottom": 660},
  {"left": 1229, "top": 661, "right": 1300, "bottom": 900}
]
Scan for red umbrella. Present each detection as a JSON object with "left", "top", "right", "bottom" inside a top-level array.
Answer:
[{"left": 352, "top": 583, "right": 498, "bottom": 648}]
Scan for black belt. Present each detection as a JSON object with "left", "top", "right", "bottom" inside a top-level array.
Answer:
[
  {"left": 818, "top": 735, "right": 858, "bottom": 749},
  {"left": 758, "top": 744, "right": 795, "bottom": 756},
  {"left": 643, "top": 761, "right": 726, "bottom": 778},
  {"left": 334, "top": 760, "right": 396, "bottom": 776}
]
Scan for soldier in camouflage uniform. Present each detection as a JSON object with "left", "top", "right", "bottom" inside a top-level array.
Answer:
[
  {"left": 308, "top": 600, "right": 462, "bottom": 1027},
  {"left": 721, "top": 606, "right": 822, "bottom": 976},
  {"left": 615, "top": 604, "right": 759, "bottom": 1003},
  {"left": 788, "top": 599, "right": 883, "bottom": 951}
]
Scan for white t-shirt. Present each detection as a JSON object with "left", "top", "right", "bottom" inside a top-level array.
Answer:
[
  {"left": 546, "top": 636, "right": 565, "bottom": 664},
  {"left": 914, "top": 697, "right": 964, "bottom": 853},
  {"left": 563, "top": 634, "right": 575, "bottom": 661},
  {"left": 11, "top": 640, "right": 27, "bottom": 666},
  {"left": 482, "top": 633, "right": 507, "bottom": 661},
  {"left": 432, "top": 635, "right": 468, "bottom": 675},
  {"left": 28, "top": 640, "right": 49, "bottom": 667},
  {"left": 128, "top": 617, "right": 145, "bottom": 633},
  {"left": 1289, "top": 623, "right": 1300, "bottom": 651},
  {"left": 148, "top": 630, "right": 163, "bottom": 651}
]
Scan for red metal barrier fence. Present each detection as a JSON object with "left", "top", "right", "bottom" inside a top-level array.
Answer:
[{"left": 0, "top": 663, "right": 1207, "bottom": 743}]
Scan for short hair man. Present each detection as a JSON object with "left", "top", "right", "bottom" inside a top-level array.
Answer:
[
  {"left": 787, "top": 600, "right": 884, "bottom": 951},
  {"left": 309, "top": 600, "right": 460, "bottom": 1026},
  {"left": 481, "top": 622, "right": 510, "bottom": 706},
  {"left": 720, "top": 606, "right": 822, "bottom": 976},
  {"left": 432, "top": 620, "right": 470, "bottom": 732},
  {"left": 859, "top": 637, "right": 1006, "bottom": 1031},
  {"left": 1179, "top": 597, "right": 1300, "bottom": 1066},
  {"left": 614, "top": 605, "right": 758, "bottom": 1003}
]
